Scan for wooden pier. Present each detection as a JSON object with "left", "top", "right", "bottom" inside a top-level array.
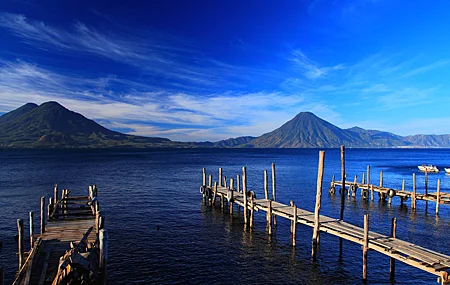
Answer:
[
  {"left": 12, "top": 185, "right": 107, "bottom": 285},
  {"left": 329, "top": 167, "right": 450, "bottom": 214},
  {"left": 200, "top": 149, "right": 450, "bottom": 284}
]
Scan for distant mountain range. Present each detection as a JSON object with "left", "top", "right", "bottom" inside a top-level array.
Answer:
[{"left": 1, "top": 101, "right": 450, "bottom": 148}]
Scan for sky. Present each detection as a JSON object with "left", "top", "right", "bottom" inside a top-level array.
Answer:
[{"left": 1, "top": 0, "right": 450, "bottom": 141}]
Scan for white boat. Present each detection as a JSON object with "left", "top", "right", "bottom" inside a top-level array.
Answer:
[
  {"left": 445, "top": 168, "right": 450, "bottom": 174},
  {"left": 418, "top": 165, "right": 439, "bottom": 173}
]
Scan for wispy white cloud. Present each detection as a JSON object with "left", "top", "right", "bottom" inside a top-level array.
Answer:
[{"left": 290, "top": 50, "right": 344, "bottom": 80}]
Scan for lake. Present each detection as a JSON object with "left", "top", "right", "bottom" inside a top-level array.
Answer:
[{"left": 1, "top": 148, "right": 450, "bottom": 284}]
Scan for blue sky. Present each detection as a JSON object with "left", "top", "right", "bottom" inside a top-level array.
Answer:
[{"left": 1, "top": 0, "right": 450, "bottom": 141}]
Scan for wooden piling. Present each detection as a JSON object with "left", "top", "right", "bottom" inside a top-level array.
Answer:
[
  {"left": 250, "top": 197, "right": 255, "bottom": 228},
  {"left": 271, "top": 163, "right": 277, "bottom": 225},
  {"left": 202, "top": 168, "right": 206, "bottom": 186},
  {"left": 436, "top": 179, "right": 441, "bottom": 215},
  {"left": 219, "top": 168, "right": 223, "bottom": 186},
  {"left": 362, "top": 172, "right": 365, "bottom": 185},
  {"left": 412, "top": 173, "right": 417, "bottom": 209},
  {"left": 237, "top": 175, "right": 241, "bottom": 193},
  {"left": 390, "top": 217, "right": 397, "bottom": 280},
  {"left": 367, "top": 165, "right": 371, "bottom": 188},
  {"left": 363, "top": 214, "right": 369, "bottom": 281},
  {"left": 339, "top": 145, "right": 346, "bottom": 221},
  {"left": 99, "top": 229, "right": 108, "bottom": 270},
  {"left": 208, "top": 175, "right": 212, "bottom": 187},
  {"left": 96, "top": 211, "right": 102, "bottom": 233},
  {"left": 29, "top": 211, "right": 34, "bottom": 248},
  {"left": 371, "top": 184, "right": 374, "bottom": 201},
  {"left": 312, "top": 150, "right": 325, "bottom": 259},
  {"left": 264, "top": 170, "right": 269, "bottom": 199},
  {"left": 230, "top": 178, "right": 234, "bottom": 214},
  {"left": 425, "top": 171, "right": 429, "bottom": 195},
  {"left": 223, "top": 176, "right": 227, "bottom": 188},
  {"left": 40, "top": 196, "right": 45, "bottom": 234},
  {"left": 380, "top": 171, "right": 383, "bottom": 187},
  {"left": 267, "top": 200, "right": 273, "bottom": 235},
  {"left": 243, "top": 167, "right": 248, "bottom": 225},
  {"left": 213, "top": 182, "right": 218, "bottom": 206},
  {"left": 17, "top": 219, "right": 24, "bottom": 270},
  {"left": 53, "top": 184, "right": 58, "bottom": 206},
  {"left": 292, "top": 203, "right": 297, "bottom": 246},
  {"left": 351, "top": 175, "right": 357, "bottom": 197}
]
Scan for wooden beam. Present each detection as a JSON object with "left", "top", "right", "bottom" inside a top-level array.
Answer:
[{"left": 312, "top": 150, "right": 325, "bottom": 259}]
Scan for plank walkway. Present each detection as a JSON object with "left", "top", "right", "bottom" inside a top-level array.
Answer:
[
  {"left": 13, "top": 186, "right": 107, "bottom": 285},
  {"left": 201, "top": 162, "right": 450, "bottom": 284}
]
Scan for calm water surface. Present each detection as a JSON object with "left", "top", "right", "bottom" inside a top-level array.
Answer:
[{"left": 1, "top": 148, "right": 450, "bottom": 284}]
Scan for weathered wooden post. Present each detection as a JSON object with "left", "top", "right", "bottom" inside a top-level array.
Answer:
[
  {"left": 48, "top": 197, "right": 53, "bottom": 219},
  {"left": 40, "top": 196, "right": 45, "bottom": 234},
  {"left": 425, "top": 171, "right": 428, "bottom": 195},
  {"left": 17, "top": 219, "right": 24, "bottom": 270},
  {"left": 390, "top": 217, "right": 397, "bottom": 280},
  {"left": 402, "top": 179, "right": 405, "bottom": 191},
  {"left": 271, "top": 162, "right": 277, "bottom": 225},
  {"left": 292, "top": 203, "right": 297, "bottom": 246},
  {"left": 219, "top": 168, "right": 223, "bottom": 186},
  {"left": 264, "top": 170, "right": 269, "bottom": 199},
  {"left": 99, "top": 229, "right": 108, "bottom": 273},
  {"left": 212, "top": 182, "right": 218, "bottom": 206},
  {"left": 208, "top": 175, "right": 213, "bottom": 187},
  {"left": 412, "top": 173, "right": 417, "bottom": 209},
  {"left": 237, "top": 175, "right": 241, "bottom": 193},
  {"left": 223, "top": 176, "right": 227, "bottom": 188},
  {"left": 243, "top": 167, "right": 248, "bottom": 225},
  {"left": 371, "top": 184, "right": 374, "bottom": 201},
  {"left": 96, "top": 211, "right": 102, "bottom": 233},
  {"left": 367, "top": 165, "right": 371, "bottom": 188},
  {"left": 351, "top": 175, "right": 357, "bottom": 197},
  {"left": 53, "top": 183, "right": 58, "bottom": 205},
  {"left": 380, "top": 171, "right": 383, "bottom": 187},
  {"left": 267, "top": 200, "right": 273, "bottom": 235},
  {"left": 436, "top": 179, "right": 441, "bottom": 215},
  {"left": 312, "top": 150, "right": 325, "bottom": 259},
  {"left": 362, "top": 172, "right": 365, "bottom": 185},
  {"left": 362, "top": 214, "right": 369, "bottom": 281},
  {"left": 29, "top": 211, "right": 34, "bottom": 248},
  {"left": 250, "top": 197, "right": 255, "bottom": 228},
  {"left": 340, "top": 145, "right": 345, "bottom": 221},
  {"left": 229, "top": 178, "right": 234, "bottom": 214},
  {"left": 202, "top": 168, "right": 206, "bottom": 186}
]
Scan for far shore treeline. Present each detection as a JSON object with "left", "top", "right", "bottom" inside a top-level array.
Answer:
[{"left": 1, "top": 101, "right": 450, "bottom": 149}]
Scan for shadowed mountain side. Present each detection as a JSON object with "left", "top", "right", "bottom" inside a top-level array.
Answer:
[
  {"left": 213, "top": 136, "right": 256, "bottom": 147},
  {"left": 0, "top": 101, "right": 173, "bottom": 148}
]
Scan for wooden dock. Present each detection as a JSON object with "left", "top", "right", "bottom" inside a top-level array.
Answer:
[
  {"left": 12, "top": 185, "right": 107, "bottom": 285},
  {"left": 329, "top": 166, "right": 450, "bottom": 214},
  {"left": 200, "top": 149, "right": 450, "bottom": 284}
]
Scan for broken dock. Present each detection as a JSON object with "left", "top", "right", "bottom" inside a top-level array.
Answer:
[
  {"left": 200, "top": 148, "right": 450, "bottom": 284},
  {"left": 12, "top": 185, "right": 107, "bottom": 285}
]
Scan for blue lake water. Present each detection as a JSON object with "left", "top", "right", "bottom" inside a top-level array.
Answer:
[{"left": 1, "top": 148, "right": 450, "bottom": 284}]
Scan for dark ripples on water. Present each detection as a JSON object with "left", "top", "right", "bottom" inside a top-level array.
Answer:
[{"left": 1, "top": 148, "right": 450, "bottom": 284}]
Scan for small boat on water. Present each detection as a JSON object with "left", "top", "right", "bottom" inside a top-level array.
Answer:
[
  {"left": 418, "top": 164, "right": 439, "bottom": 173},
  {"left": 445, "top": 168, "right": 450, "bottom": 174}
]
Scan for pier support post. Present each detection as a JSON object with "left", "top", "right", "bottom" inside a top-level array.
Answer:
[
  {"left": 17, "top": 219, "right": 24, "bottom": 270},
  {"left": 208, "top": 175, "right": 213, "bottom": 188},
  {"left": 99, "top": 229, "right": 108, "bottom": 274},
  {"left": 380, "top": 171, "right": 383, "bottom": 187},
  {"left": 29, "top": 211, "right": 34, "bottom": 248},
  {"left": 371, "top": 184, "right": 374, "bottom": 201},
  {"left": 363, "top": 214, "right": 369, "bottom": 281},
  {"left": 292, "top": 203, "right": 297, "bottom": 246},
  {"left": 264, "top": 170, "right": 269, "bottom": 200},
  {"left": 339, "top": 146, "right": 346, "bottom": 221},
  {"left": 229, "top": 178, "right": 234, "bottom": 215},
  {"left": 312, "top": 150, "right": 325, "bottom": 259},
  {"left": 390, "top": 217, "right": 397, "bottom": 280},
  {"left": 271, "top": 163, "right": 277, "bottom": 226},
  {"left": 237, "top": 175, "right": 241, "bottom": 193},
  {"left": 219, "top": 168, "right": 223, "bottom": 186},
  {"left": 243, "top": 167, "right": 248, "bottom": 225},
  {"left": 250, "top": 197, "right": 255, "bottom": 228},
  {"left": 362, "top": 173, "right": 365, "bottom": 185},
  {"left": 412, "top": 173, "right": 417, "bottom": 209},
  {"left": 40, "top": 196, "right": 45, "bottom": 234},
  {"left": 223, "top": 176, "right": 227, "bottom": 188},
  {"left": 425, "top": 171, "right": 428, "bottom": 195},
  {"left": 213, "top": 182, "right": 218, "bottom": 206},
  {"left": 436, "top": 179, "right": 441, "bottom": 215},
  {"left": 267, "top": 200, "right": 273, "bottom": 235},
  {"left": 367, "top": 165, "right": 371, "bottom": 190},
  {"left": 202, "top": 168, "right": 206, "bottom": 186},
  {"left": 53, "top": 183, "right": 58, "bottom": 206}
]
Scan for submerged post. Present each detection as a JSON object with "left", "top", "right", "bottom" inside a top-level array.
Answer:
[
  {"left": 17, "top": 219, "right": 24, "bottom": 270},
  {"left": 243, "top": 167, "right": 248, "bottom": 225},
  {"left": 412, "top": 173, "right": 417, "bottom": 209},
  {"left": 29, "top": 211, "right": 34, "bottom": 248},
  {"left": 390, "top": 217, "right": 397, "bottom": 280},
  {"left": 363, "top": 214, "right": 369, "bottom": 281},
  {"left": 339, "top": 145, "right": 345, "bottom": 221},
  {"left": 40, "top": 196, "right": 45, "bottom": 234},
  {"left": 436, "top": 179, "right": 441, "bottom": 215},
  {"left": 271, "top": 162, "right": 277, "bottom": 225},
  {"left": 312, "top": 150, "right": 325, "bottom": 259}
]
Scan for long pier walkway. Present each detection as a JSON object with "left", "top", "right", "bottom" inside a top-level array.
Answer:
[
  {"left": 12, "top": 185, "right": 107, "bottom": 285},
  {"left": 200, "top": 150, "right": 450, "bottom": 284}
]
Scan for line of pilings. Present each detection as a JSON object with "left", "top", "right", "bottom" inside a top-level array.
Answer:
[
  {"left": 200, "top": 146, "right": 404, "bottom": 282},
  {"left": 329, "top": 161, "right": 445, "bottom": 215}
]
